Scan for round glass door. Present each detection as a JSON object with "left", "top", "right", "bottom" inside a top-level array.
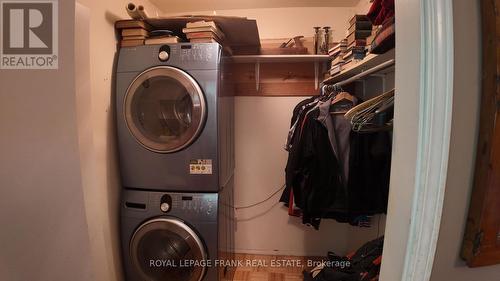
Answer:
[
  {"left": 130, "top": 218, "right": 207, "bottom": 281},
  {"left": 124, "top": 66, "right": 207, "bottom": 153}
]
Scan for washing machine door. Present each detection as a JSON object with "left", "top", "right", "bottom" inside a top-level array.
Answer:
[
  {"left": 130, "top": 217, "right": 207, "bottom": 281},
  {"left": 124, "top": 66, "right": 207, "bottom": 153}
]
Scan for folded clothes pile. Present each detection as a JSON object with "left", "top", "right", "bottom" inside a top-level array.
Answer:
[
  {"left": 367, "top": 0, "right": 395, "bottom": 54},
  {"left": 367, "top": 0, "right": 395, "bottom": 26}
]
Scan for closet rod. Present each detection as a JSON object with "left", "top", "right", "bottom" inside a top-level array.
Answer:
[{"left": 326, "top": 59, "right": 395, "bottom": 88}]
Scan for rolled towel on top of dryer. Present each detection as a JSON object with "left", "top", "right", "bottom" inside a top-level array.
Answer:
[
  {"left": 137, "top": 5, "right": 149, "bottom": 19},
  {"left": 126, "top": 3, "right": 141, "bottom": 20}
]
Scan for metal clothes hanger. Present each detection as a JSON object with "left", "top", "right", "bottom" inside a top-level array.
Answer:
[
  {"left": 344, "top": 89, "right": 395, "bottom": 119},
  {"left": 346, "top": 89, "right": 395, "bottom": 132},
  {"left": 326, "top": 84, "right": 356, "bottom": 114},
  {"left": 331, "top": 92, "right": 355, "bottom": 105}
]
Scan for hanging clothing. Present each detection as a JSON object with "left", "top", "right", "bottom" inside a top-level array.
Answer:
[
  {"left": 281, "top": 96, "right": 320, "bottom": 205},
  {"left": 295, "top": 108, "right": 346, "bottom": 228},
  {"left": 285, "top": 96, "right": 318, "bottom": 151},
  {"left": 280, "top": 95, "right": 392, "bottom": 229},
  {"left": 317, "top": 97, "right": 357, "bottom": 188}
]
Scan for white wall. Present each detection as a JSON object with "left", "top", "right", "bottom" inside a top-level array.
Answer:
[
  {"left": 74, "top": 1, "right": 159, "bottom": 281},
  {"left": 430, "top": 0, "right": 500, "bottom": 279},
  {"left": 0, "top": 1, "right": 94, "bottom": 281}
]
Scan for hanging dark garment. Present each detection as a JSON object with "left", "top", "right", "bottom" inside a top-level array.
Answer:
[
  {"left": 281, "top": 96, "right": 392, "bottom": 230},
  {"left": 347, "top": 131, "right": 392, "bottom": 215},
  {"left": 281, "top": 96, "right": 320, "bottom": 205},
  {"left": 295, "top": 109, "right": 346, "bottom": 228}
]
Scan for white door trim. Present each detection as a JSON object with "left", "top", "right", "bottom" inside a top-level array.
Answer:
[{"left": 401, "top": 0, "right": 455, "bottom": 280}]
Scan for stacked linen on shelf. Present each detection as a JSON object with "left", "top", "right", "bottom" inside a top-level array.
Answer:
[
  {"left": 369, "top": 16, "right": 395, "bottom": 54},
  {"left": 115, "top": 20, "right": 152, "bottom": 47},
  {"left": 183, "top": 20, "right": 225, "bottom": 44},
  {"left": 328, "top": 39, "right": 348, "bottom": 76},
  {"left": 343, "top": 15, "right": 372, "bottom": 62},
  {"left": 366, "top": 0, "right": 395, "bottom": 54}
]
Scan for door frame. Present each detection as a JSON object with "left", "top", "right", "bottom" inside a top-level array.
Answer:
[
  {"left": 401, "top": 0, "right": 455, "bottom": 280},
  {"left": 381, "top": 0, "right": 455, "bottom": 280}
]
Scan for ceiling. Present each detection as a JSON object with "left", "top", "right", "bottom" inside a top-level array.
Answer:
[{"left": 149, "top": 0, "right": 361, "bottom": 14}]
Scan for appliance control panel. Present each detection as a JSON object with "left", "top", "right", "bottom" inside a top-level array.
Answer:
[
  {"left": 156, "top": 193, "right": 218, "bottom": 217},
  {"left": 181, "top": 44, "right": 215, "bottom": 62},
  {"left": 162, "top": 44, "right": 218, "bottom": 63},
  {"left": 117, "top": 43, "right": 221, "bottom": 72}
]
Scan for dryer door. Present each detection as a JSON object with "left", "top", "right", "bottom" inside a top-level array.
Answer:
[
  {"left": 124, "top": 66, "right": 207, "bottom": 153},
  {"left": 130, "top": 217, "right": 207, "bottom": 281}
]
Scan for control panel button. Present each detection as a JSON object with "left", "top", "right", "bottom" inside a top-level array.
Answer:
[
  {"left": 158, "top": 51, "right": 169, "bottom": 61},
  {"left": 160, "top": 202, "right": 170, "bottom": 213}
]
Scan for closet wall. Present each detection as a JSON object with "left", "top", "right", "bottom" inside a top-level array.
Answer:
[
  {"left": 74, "top": 1, "right": 160, "bottom": 281},
  {"left": 161, "top": 0, "right": 389, "bottom": 256},
  {"left": 0, "top": 1, "right": 95, "bottom": 281}
]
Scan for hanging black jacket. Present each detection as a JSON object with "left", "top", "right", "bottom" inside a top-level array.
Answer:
[
  {"left": 281, "top": 98, "right": 392, "bottom": 229},
  {"left": 295, "top": 109, "right": 346, "bottom": 227},
  {"left": 281, "top": 96, "right": 319, "bottom": 205}
]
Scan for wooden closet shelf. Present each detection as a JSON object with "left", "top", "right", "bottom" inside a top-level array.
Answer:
[
  {"left": 228, "top": 55, "right": 330, "bottom": 64},
  {"left": 227, "top": 55, "right": 330, "bottom": 96},
  {"left": 323, "top": 48, "right": 395, "bottom": 85}
]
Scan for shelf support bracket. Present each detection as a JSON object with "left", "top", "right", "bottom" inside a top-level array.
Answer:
[{"left": 255, "top": 62, "right": 260, "bottom": 92}]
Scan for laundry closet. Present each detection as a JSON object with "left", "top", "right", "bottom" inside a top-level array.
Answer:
[
  {"left": 75, "top": 1, "right": 397, "bottom": 281},
  {"left": 2, "top": 0, "right": 492, "bottom": 280}
]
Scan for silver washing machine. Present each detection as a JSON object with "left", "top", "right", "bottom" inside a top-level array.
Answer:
[
  {"left": 115, "top": 43, "right": 234, "bottom": 192},
  {"left": 120, "top": 188, "right": 235, "bottom": 281}
]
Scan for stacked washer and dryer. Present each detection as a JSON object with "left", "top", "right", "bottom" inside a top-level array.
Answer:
[{"left": 115, "top": 43, "right": 235, "bottom": 281}]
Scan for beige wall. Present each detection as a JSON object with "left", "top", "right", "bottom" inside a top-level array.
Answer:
[
  {"left": 0, "top": 1, "right": 94, "bottom": 281},
  {"left": 74, "top": 1, "right": 159, "bottom": 281},
  {"left": 150, "top": 0, "right": 361, "bottom": 13},
  {"left": 164, "top": 6, "right": 358, "bottom": 41},
  {"left": 430, "top": 0, "right": 500, "bottom": 279},
  {"left": 234, "top": 97, "right": 350, "bottom": 255},
  {"left": 355, "top": 0, "right": 373, "bottom": 15}
]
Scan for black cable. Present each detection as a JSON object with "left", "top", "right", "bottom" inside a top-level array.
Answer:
[{"left": 233, "top": 184, "right": 286, "bottom": 210}]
